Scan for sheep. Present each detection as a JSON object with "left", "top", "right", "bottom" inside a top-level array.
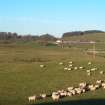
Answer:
[
  {"left": 79, "top": 82, "right": 87, "bottom": 89},
  {"left": 96, "top": 80, "right": 102, "bottom": 84},
  {"left": 100, "top": 71, "right": 104, "bottom": 74},
  {"left": 68, "top": 64, "right": 73, "bottom": 67},
  {"left": 40, "top": 93, "right": 47, "bottom": 99},
  {"left": 28, "top": 95, "right": 36, "bottom": 103},
  {"left": 69, "top": 90, "right": 76, "bottom": 95},
  {"left": 88, "top": 85, "right": 94, "bottom": 90},
  {"left": 75, "top": 88, "right": 82, "bottom": 94},
  {"left": 89, "top": 86, "right": 96, "bottom": 91},
  {"left": 74, "top": 67, "right": 78, "bottom": 70},
  {"left": 86, "top": 70, "right": 91, "bottom": 73},
  {"left": 91, "top": 68, "right": 97, "bottom": 71},
  {"left": 82, "top": 89, "right": 86, "bottom": 93},
  {"left": 87, "top": 72, "right": 91, "bottom": 76},
  {"left": 52, "top": 92, "right": 60, "bottom": 101},
  {"left": 68, "top": 68, "right": 72, "bottom": 71},
  {"left": 64, "top": 67, "right": 68, "bottom": 70},
  {"left": 59, "top": 91, "right": 67, "bottom": 97},
  {"left": 59, "top": 62, "right": 63, "bottom": 65},
  {"left": 103, "top": 86, "right": 105, "bottom": 89},
  {"left": 88, "top": 62, "right": 92, "bottom": 65},
  {"left": 102, "top": 83, "right": 105, "bottom": 87},
  {"left": 94, "top": 84, "right": 100, "bottom": 89},
  {"left": 88, "top": 85, "right": 96, "bottom": 91},
  {"left": 67, "top": 92, "right": 72, "bottom": 96},
  {"left": 67, "top": 87, "right": 74, "bottom": 91},
  {"left": 68, "top": 61, "right": 73, "bottom": 64},
  {"left": 79, "top": 66, "right": 84, "bottom": 69},
  {"left": 40, "top": 65, "right": 45, "bottom": 68}
]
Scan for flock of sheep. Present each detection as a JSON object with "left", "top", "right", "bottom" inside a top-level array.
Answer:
[
  {"left": 58, "top": 61, "right": 104, "bottom": 76},
  {"left": 28, "top": 79, "right": 105, "bottom": 103},
  {"left": 28, "top": 61, "right": 104, "bottom": 103}
]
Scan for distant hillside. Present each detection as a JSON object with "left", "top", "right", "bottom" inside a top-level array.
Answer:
[
  {"left": 62, "top": 33, "right": 105, "bottom": 42},
  {"left": 39, "top": 34, "right": 57, "bottom": 41},
  {"left": 62, "top": 30, "right": 105, "bottom": 38}
]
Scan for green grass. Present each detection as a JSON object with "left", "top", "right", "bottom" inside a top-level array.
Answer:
[{"left": 0, "top": 36, "right": 105, "bottom": 105}]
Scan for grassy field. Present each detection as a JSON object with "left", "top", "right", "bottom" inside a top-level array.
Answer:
[{"left": 0, "top": 34, "right": 105, "bottom": 105}]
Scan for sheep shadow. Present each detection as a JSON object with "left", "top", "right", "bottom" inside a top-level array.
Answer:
[{"left": 33, "top": 99, "right": 105, "bottom": 105}]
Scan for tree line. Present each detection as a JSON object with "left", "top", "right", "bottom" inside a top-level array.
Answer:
[{"left": 0, "top": 32, "right": 57, "bottom": 41}]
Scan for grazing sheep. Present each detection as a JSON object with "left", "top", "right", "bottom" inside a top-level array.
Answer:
[
  {"left": 67, "top": 87, "right": 74, "bottom": 91},
  {"left": 74, "top": 67, "right": 78, "bottom": 70},
  {"left": 75, "top": 88, "right": 82, "bottom": 94},
  {"left": 64, "top": 67, "right": 68, "bottom": 70},
  {"left": 103, "top": 86, "right": 105, "bottom": 89},
  {"left": 28, "top": 95, "right": 36, "bottom": 103},
  {"left": 68, "top": 61, "right": 73, "bottom": 64},
  {"left": 91, "top": 68, "right": 97, "bottom": 71},
  {"left": 59, "top": 91, "right": 67, "bottom": 97},
  {"left": 67, "top": 92, "right": 72, "bottom": 96},
  {"left": 96, "top": 80, "right": 102, "bottom": 84},
  {"left": 40, "top": 93, "right": 47, "bottom": 99},
  {"left": 90, "top": 86, "right": 96, "bottom": 91},
  {"left": 79, "top": 66, "right": 84, "bottom": 69},
  {"left": 88, "top": 62, "right": 92, "bottom": 65},
  {"left": 100, "top": 71, "right": 104, "bottom": 74},
  {"left": 88, "top": 85, "right": 94, "bottom": 90},
  {"left": 88, "top": 85, "right": 96, "bottom": 91},
  {"left": 102, "top": 83, "right": 105, "bottom": 87},
  {"left": 86, "top": 70, "right": 91, "bottom": 73},
  {"left": 79, "top": 82, "right": 87, "bottom": 89},
  {"left": 87, "top": 72, "right": 91, "bottom": 76},
  {"left": 59, "top": 62, "right": 63, "bottom": 65},
  {"left": 52, "top": 92, "right": 60, "bottom": 101},
  {"left": 68, "top": 68, "right": 72, "bottom": 71},
  {"left": 82, "top": 89, "right": 86, "bottom": 93},
  {"left": 69, "top": 64, "right": 73, "bottom": 67},
  {"left": 40, "top": 65, "right": 45, "bottom": 68},
  {"left": 69, "top": 90, "right": 76, "bottom": 95},
  {"left": 94, "top": 84, "right": 100, "bottom": 89}
]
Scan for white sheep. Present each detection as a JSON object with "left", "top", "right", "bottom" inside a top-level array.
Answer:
[
  {"left": 87, "top": 72, "right": 91, "bottom": 76},
  {"left": 96, "top": 80, "right": 102, "bottom": 84},
  {"left": 68, "top": 61, "right": 73, "bottom": 64},
  {"left": 79, "top": 82, "right": 87, "bottom": 89},
  {"left": 59, "top": 62, "right": 63, "bottom": 65},
  {"left": 67, "top": 92, "right": 72, "bottom": 96},
  {"left": 59, "top": 91, "right": 67, "bottom": 97},
  {"left": 94, "top": 84, "right": 100, "bottom": 89},
  {"left": 40, "top": 65, "right": 45, "bottom": 68},
  {"left": 102, "top": 83, "right": 105, "bottom": 87},
  {"left": 68, "top": 68, "right": 72, "bottom": 71},
  {"left": 67, "top": 87, "right": 74, "bottom": 91},
  {"left": 28, "top": 95, "right": 36, "bottom": 103},
  {"left": 75, "top": 88, "right": 82, "bottom": 94},
  {"left": 86, "top": 70, "right": 91, "bottom": 73},
  {"left": 91, "top": 68, "right": 97, "bottom": 71},
  {"left": 69, "top": 90, "right": 76, "bottom": 95},
  {"left": 88, "top": 62, "right": 92, "bottom": 65},
  {"left": 90, "top": 87, "right": 96, "bottom": 91},
  {"left": 52, "top": 92, "right": 60, "bottom": 101},
  {"left": 74, "top": 67, "right": 78, "bottom": 70},
  {"left": 79, "top": 66, "right": 84, "bottom": 69},
  {"left": 88, "top": 85, "right": 96, "bottom": 91},
  {"left": 69, "top": 64, "right": 73, "bottom": 67},
  {"left": 40, "top": 93, "right": 47, "bottom": 99},
  {"left": 64, "top": 67, "right": 68, "bottom": 70},
  {"left": 103, "top": 86, "right": 105, "bottom": 89},
  {"left": 100, "top": 71, "right": 104, "bottom": 74}
]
